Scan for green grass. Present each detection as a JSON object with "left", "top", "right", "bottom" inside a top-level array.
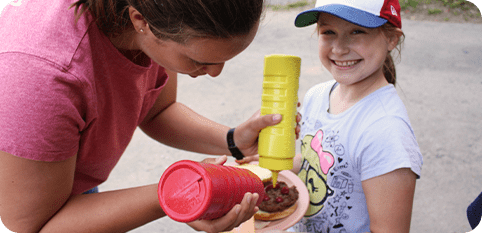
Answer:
[
  {"left": 400, "top": 0, "right": 481, "bottom": 19},
  {"left": 401, "top": 0, "right": 476, "bottom": 11},
  {"left": 400, "top": 0, "right": 478, "bottom": 10},
  {"left": 267, "top": 0, "right": 314, "bottom": 11},
  {"left": 400, "top": 0, "right": 421, "bottom": 9},
  {"left": 428, "top": 8, "right": 443, "bottom": 14}
]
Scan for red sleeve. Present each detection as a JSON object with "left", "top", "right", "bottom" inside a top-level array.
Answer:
[{"left": 0, "top": 53, "right": 88, "bottom": 161}]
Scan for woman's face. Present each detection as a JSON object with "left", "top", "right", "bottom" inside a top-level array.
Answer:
[{"left": 139, "top": 22, "right": 259, "bottom": 78}]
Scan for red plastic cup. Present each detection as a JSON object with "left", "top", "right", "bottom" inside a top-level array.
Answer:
[{"left": 158, "top": 160, "right": 265, "bottom": 222}]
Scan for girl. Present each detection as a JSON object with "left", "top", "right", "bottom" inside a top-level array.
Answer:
[
  {"left": 0, "top": 0, "right": 283, "bottom": 232},
  {"left": 290, "top": 0, "right": 423, "bottom": 232}
]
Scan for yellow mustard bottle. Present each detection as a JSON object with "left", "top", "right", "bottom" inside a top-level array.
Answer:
[{"left": 258, "top": 54, "right": 301, "bottom": 187}]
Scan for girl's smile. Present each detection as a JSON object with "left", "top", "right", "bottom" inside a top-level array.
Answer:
[
  {"left": 317, "top": 12, "right": 402, "bottom": 115},
  {"left": 332, "top": 59, "right": 362, "bottom": 68},
  {"left": 317, "top": 13, "right": 398, "bottom": 87}
]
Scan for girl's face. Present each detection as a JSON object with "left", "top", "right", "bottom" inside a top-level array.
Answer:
[
  {"left": 317, "top": 13, "right": 398, "bottom": 86},
  {"left": 139, "top": 22, "right": 259, "bottom": 78}
]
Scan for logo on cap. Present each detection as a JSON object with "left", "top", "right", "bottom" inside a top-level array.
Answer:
[{"left": 391, "top": 5, "right": 398, "bottom": 16}]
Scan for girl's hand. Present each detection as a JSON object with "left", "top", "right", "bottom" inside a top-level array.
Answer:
[
  {"left": 296, "top": 112, "right": 302, "bottom": 139},
  {"left": 296, "top": 101, "right": 302, "bottom": 140}
]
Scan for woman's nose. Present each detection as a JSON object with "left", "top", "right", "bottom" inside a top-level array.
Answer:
[{"left": 204, "top": 63, "right": 225, "bottom": 77}]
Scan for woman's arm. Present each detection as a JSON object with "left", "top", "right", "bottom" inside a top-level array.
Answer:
[
  {"left": 0, "top": 151, "right": 258, "bottom": 233},
  {"left": 139, "top": 70, "right": 282, "bottom": 157},
  {"left": 0, "top": 150, "right": 164, "bottom": 233},
  {"left": 139, "top": 70, "right": 231, "bottom": 155},
  {"left": 362, "top": 168, "right": 417, "bottom": 233},
  {"left": 0, "top": 150, "right": 76, "bottom": 232}
]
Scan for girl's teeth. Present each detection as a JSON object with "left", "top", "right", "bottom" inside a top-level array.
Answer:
[{"left": 335, "top": 60, "right": 358, "bottom": 67}]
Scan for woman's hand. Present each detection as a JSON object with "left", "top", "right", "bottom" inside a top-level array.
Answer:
[
  {"left": 187, "top": 192, "right": 259, "bottom": 233},
  {"left": 233, "top": 110, "right": 281, "bottom": 157},
  {"left": 234, "top": 103, "right": 302, "bottom": 163},
  {"left": 192, "top": 155, "right": 259, "bottom": 233}
]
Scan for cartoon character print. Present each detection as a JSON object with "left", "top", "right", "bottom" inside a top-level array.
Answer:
[
  {"left": 298, "top": 130, "right": 335, "bottom": 217},
  {"left": 296, "top": 129, "right": 356, "bottom": 233}
]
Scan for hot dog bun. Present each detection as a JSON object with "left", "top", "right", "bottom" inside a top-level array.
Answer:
[{"left": 234, "top": 164, "right": 272, "bottom": 182}]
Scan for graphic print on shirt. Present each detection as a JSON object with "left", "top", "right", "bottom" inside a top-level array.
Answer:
[
  {"left": 299, "top": 130, "right": 334, "bottom": 217},
  {"left": 299, "top": 129, "right": 355, "bottom": 233}
]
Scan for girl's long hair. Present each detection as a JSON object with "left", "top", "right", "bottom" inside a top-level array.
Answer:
[{"left": 380, "top": 22, "right": 405, "bottom": 86}]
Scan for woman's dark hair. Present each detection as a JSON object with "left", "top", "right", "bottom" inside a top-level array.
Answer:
[{"left": 71, "top": 0, "right": 264, "bottom": 43}]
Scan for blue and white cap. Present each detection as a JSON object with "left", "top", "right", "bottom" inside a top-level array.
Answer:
[{"left": 294, "top": 0, "right": 402, "bottom": 29}]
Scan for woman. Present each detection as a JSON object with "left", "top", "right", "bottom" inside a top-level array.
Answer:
[{"left": 0, "top": 0, "right": 281, "bottom": 232}]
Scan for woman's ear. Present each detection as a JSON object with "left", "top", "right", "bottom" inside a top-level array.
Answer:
[
  {"left": 387, "top": 28, "right": 403, "bottom": 52},
  {"left": 129, "top": 6, "right": 148, "bottom": 33}
]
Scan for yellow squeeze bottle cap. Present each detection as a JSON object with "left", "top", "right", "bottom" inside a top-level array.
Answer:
[
  {"left": 259, "top": 156, "right": 293, "bottom": 187},
  {"left": 259, "top": 156, "right": 293, "bottom": 171}
]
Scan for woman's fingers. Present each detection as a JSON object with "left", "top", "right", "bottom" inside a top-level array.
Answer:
[
  {"left": 241, "top": 111, "right": 282, "bottom": 136},
  {"left": 186, "top": 192, "right": 260, "bottom": 233},
  {"left": 200, "top": 155, "right": 227, "bottom": 165},
  {"left": 235, "top": 154, "right": 259, "bottom": 164},
  {"left": 224, "top": 192, "right": 259, "bottom": 231}
]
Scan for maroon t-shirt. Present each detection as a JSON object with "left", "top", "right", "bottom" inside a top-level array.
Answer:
[{"left": 0, "top": 0, "right": 168, "bottom": 194}]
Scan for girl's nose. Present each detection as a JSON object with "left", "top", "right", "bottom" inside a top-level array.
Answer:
[
  {"left": 204, "top": 63, "right": 225, "bottom": 77},
  {"left": 332, "top": 37, "right": 350, "bottom": 55}
]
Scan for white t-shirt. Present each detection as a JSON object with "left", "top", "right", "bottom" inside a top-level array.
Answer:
[{"left": 289, "top": 80, "right": 423, "bottom": 233}]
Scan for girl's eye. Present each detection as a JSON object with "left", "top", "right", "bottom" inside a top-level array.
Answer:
[
  {"left": 320, "top": 29, "right": 335, "bottom": 35},
  {"left": 352, "top": 29, "right": 366, "bottom": 34}
]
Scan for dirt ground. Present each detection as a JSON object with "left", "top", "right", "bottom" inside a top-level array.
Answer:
[{"left": 400, "top": 1, "right": 482, "bottom": 24}]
